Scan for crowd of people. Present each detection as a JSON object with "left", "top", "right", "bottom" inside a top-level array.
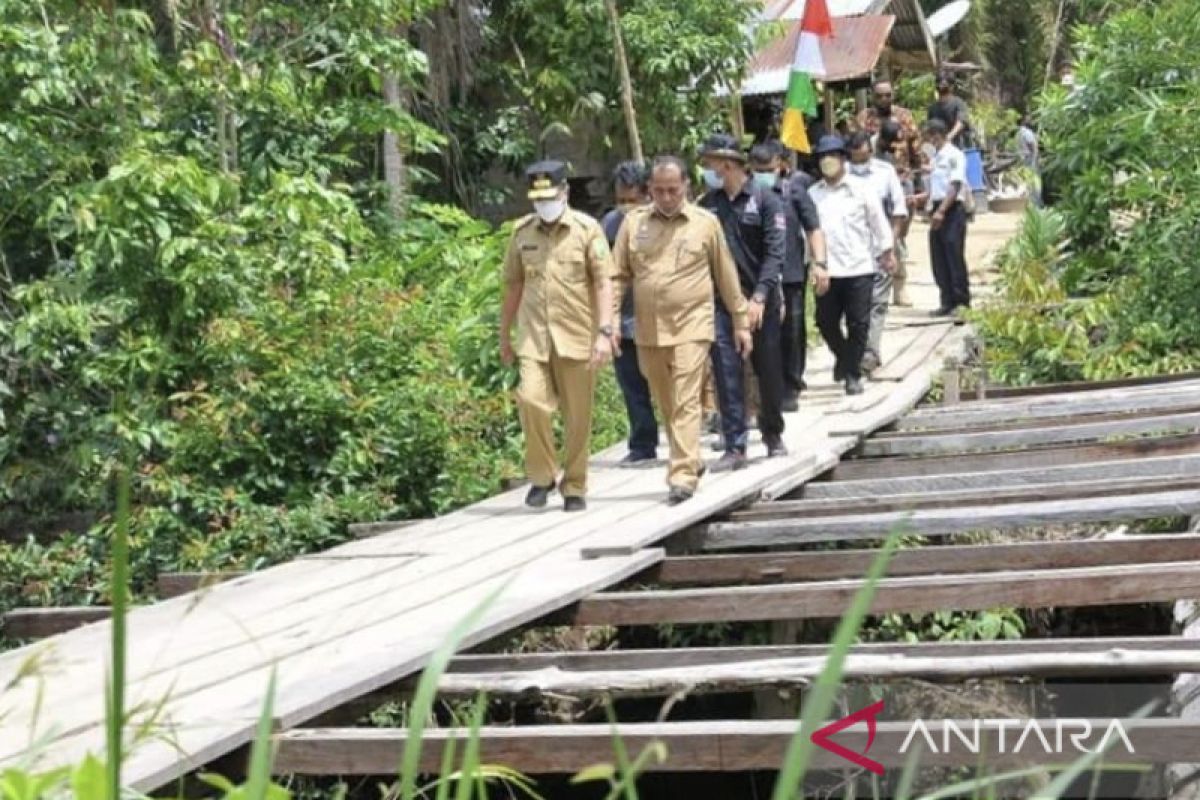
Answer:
[{"left": 498, "top": 77, "right": 976, "bottom": 510}]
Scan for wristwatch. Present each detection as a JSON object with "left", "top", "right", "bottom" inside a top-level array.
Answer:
[{"left": 598, "top": 324, "right": 614, "bottom": 337}]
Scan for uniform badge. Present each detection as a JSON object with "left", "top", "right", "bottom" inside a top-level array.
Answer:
[
  {"left": 774, "top": 213, "right": 787, "bottom": 231},
  {"left": 591, "top": 238, "right": 610, "bottom": 260},
  {"left": 745, "top": 196, "right": 759, "bottom": 215}
]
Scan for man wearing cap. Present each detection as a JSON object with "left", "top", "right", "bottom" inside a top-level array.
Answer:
[
  {"left": 499, "top": 160, "right": 617, "bottom": 512},
  {"left": 698, "top": 132, "right": 789, "bottom": 470},
  {"left": 807, "top": 136, "right": 897, "bottom": 396},
  {"left": 919, "top": 118, "right": 971, "bottom": 316},
  {"left": 612, "top": 155, "right": 751, "bottom": 506}
]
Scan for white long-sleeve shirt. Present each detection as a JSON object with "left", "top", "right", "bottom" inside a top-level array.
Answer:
[{"left": 808, "top": 175, "right": 895, "bottom": 278}]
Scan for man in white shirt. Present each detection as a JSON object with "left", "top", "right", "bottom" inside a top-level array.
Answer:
[
  {"left": 921, "top": 119, "right": 971, "bottom": 316},
  {"left": 808, "top": 136, "right": 897, "bottom": 396},
  {"left": 846, "top": 131, "right": 909, "bottom": 375}
]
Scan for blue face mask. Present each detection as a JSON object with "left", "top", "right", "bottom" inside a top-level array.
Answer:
[
  {"left": 752, "top": 171, "right": 778, "bottom": 190},
  {"left": 701, "top": 168, "right": 723, "bottom": 190}
]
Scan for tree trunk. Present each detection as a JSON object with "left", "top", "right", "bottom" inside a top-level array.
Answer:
[
  {"left": 604, "top": 0, "right": 643, "bottom": 162},
  {"left": 381, "top": 70, "right": 407, "bottom": 220}
]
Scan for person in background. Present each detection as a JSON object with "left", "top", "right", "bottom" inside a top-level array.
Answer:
[
  {"left": 699, "top": 133, "right": 789, "bottom": 468},
  {"left": 927, "top": 73, "right": 972, "bottom": 150},
  {"left": 748, "top": 142, "right": 826, "bottom": 412},
  {"left": 807, "top": 136, "right": 896, "bottom": 396},
  {"left": 919, "top": 118, "right": 971, "bottom": 316},
  {"left": 611, "top": 156, "right": 751, "bottom": 505},
  {"left": 600, "top": 161, "right": 659, "bottom": 465},
  {"left": 1017, "top": 115, "right": 1042, "bottom": 207},
  {"left": 876, "top": 120, "right": 915, "bottom": 307},
  {"left": 499, "top": 160, "right": 616, "bottom": 512},
  {"left": 857, "top": 80, "right": 922, "bottom": 171},
  {"left": 846, "top": 132, "right": 908, "bottom": 376}
]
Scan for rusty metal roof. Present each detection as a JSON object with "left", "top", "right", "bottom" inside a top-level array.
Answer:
[{"left": 742, "top": 14, "right": 896, "bottom": 94}]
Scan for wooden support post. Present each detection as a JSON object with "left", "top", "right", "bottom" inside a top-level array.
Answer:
[{"left": 604, "top": 0, "right": 643, "bottom": 162}]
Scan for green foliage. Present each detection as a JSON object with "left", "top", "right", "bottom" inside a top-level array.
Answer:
[{"left": 976, "top": 0, "right": 1200, "bottom": 384}]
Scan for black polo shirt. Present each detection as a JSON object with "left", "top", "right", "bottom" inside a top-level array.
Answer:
[
  {"left": 700, "top": 180, "right": 786, "bottom": 302},
  {"left": 776, "top": 175, "right": 822, "bottom": 285}
]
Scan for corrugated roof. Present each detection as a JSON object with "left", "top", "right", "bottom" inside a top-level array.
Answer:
[
  {"left": 761, "top": 0, "right": 877, "bottom": 20},
  {"left": 869, "top": 0, "right": 936, "bottom": 59},
  {"left": 742, "top": 14, "right": 896, "bottom": 94}
]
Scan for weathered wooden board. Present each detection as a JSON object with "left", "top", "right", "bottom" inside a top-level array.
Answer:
[
  {"left": 156, "top": 572, "right": 247, "bottom": 599},
  {"left": 895, "top": 385, "right": 1200, "bottom": 432},
  {"left": 802, "top": 452, "right": 1200, "bottom": 501},
  {"left": 972, "top": 371, "right": 1200, "bottom": 401},
  {"left": 731, "top": 474, "right": 1200, "bottom": 520},
  {"left": 274, "top": 719, "right": 1200, "bottom": 774},
  {"left": 872, "top": 324, "right": 953, "bottom": 382},
  {"left": 653, "top": 534, "right": 1200, "bottom": 585},
  {"left": 859, "top": 411, "right": 1200, "bottom": 458},
  {"left": 701, "top": 489, "right": 1200, "bottom": 549},
  {"left": 2, "top": 607, "right": 114, "bottom": 639},
  {"left": 830, "top": 432, "right": 1200, "bottom": 480},
  {"left": 571, "top": 561, "right": 1200, "bottom": 625},
  {"left": 444, "top": 635, "right": 1200, "bottom": 674},
  {"left": 435, "top": 649, "right": 1200, "bottom": 697}
]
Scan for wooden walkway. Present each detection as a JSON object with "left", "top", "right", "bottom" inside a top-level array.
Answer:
[{"left": 0, "top": 308, "right": 968, "bottom": 788}]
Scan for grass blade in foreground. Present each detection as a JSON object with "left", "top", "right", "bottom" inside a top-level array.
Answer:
[
  {"left": 771, "top": 529, "right": 902, "bottom": 800},
  {"left": 397, "top": 578, "right": 511, "bottom": 800},
  {"left": 106, "top": 449, "right": 132, "bottom": 799},
  {"left": 244, "top": 669, "right": 279, "bottom": 800}
]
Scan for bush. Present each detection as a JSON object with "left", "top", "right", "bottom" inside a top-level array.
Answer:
[{"left": 976, "top": 0, "right": 1200, "bottom": 383}]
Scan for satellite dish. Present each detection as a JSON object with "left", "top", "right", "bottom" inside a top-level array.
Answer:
[{"left": 926, "top": 0, "right": 971, "bottom": 38}]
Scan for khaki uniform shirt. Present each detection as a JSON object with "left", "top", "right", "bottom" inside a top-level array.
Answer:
[
  {"left": 612, "top": 204, "right": 748, "bottom": 347},
  {"left": 503, "top": 209, "right": 614, "bottom": 362}
]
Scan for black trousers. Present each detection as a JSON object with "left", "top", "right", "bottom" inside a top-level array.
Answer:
[
  {"left": 780, "top": 281, "right": 807, "bottom": 397},
  {"left": 929, "top": 202, "right": 970, "bottom": 310},
  {"left": 816, "top": 274, "right": 874, "bottom": 382},
  {"left": 712, "top": 294, "right": 786, "bottom": 450}
]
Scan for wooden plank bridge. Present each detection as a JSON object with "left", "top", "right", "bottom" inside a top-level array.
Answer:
[{"left": 4, "top": 261, "right": 1200, "bottom": 790}]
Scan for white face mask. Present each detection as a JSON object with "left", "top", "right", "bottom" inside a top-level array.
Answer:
[
  {"left": 849, "top": 162, "right": 871, "bottom": 176},
  {"left": 533, "top": 197, "right": 566, "bottom": 223},
  {"left": 819, "top": 156, "right": 842, "bottom": 179}
]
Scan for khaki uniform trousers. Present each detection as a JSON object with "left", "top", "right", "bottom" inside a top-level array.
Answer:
[
  {"left": 517, "top": 348, "right": 596, "bottom": 497},
  {"left": 637, "top": 341, "right": 709, "bottom": 491}
]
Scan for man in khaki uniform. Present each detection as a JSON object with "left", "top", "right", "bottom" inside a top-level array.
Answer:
[
  {"left": 612, "top": 155, "right": 751, "bottom": 506},
  {"left": 500, "top": 160, "right": 616, "bottom": 512}
]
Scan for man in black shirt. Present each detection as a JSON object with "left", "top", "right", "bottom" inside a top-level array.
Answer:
[
  {"left": 927, "top": 73, "right": 973, "bottom": 150},
  {"left": 699, "top": 133, "right": 789, "bottom": 469},
  {"left": 748, "top": 142, "right": 826, "bottom": 412}
]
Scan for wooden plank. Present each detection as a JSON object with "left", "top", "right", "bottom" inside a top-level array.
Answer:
[
  {"left": 896, "top": 387, "right": 1200, "bottom": 432},
  {"left": 803, "top": 452, "right": 1200, "bottom": 501},
  {"left": 445, "top": 636, "right": 1200, "bottom": 674},
  {"left": 858, "top": 411, "right": 1200, "bottom": 458},
  {"left": 274, "top": 719, "right": 1200, "bottom": 774},
  {"left": 2, "top": 607, "right": 113, "bottom": 639},
  {"left": 872, "top": 324, "right": 952, "bottom": 382},
  {"left": 830, "top": 432, "right": 1200, "bottom": 480},
  {"left": 156, "top": 572, "right": 247, "bottom": 599},
  {"left": 570, "top": 561, "right": 1200, "bottom": 626},
  {"left": 435, "top": 649, "right": 1200, "bottom": 698},
  {"left": 653, "top": 535, "right": 1200, "bottom": 585},
  {"left": 973, "top": 371, "right": 1200, "bottom": 400},
  {"left": 729, "top": 474, "right": 1200, "bottom": 520},
  {"left": 346, "top": 519, "right": 424, "bottom": 539},
  {"left": 701, "top": 489, "right": 1200, "bottom": 549}
]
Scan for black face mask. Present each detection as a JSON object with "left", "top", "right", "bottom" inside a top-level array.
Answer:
[{"left": 875, "top": 103, "right": 893, "bottom": 116}]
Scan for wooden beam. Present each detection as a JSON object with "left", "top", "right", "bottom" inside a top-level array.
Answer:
[
  {"left": 2, "top": 607, "right": 112, "bottom": 639},
  {"left": 858, "top": 411, "right": 1200, "bottom": 458},
  {"left": 346, "top": 519, "right": 424, "bottom": 540},
  {"left": 973, "top": 372, "right": 1200, "bottom": 400},
  {"left": 652, "top": 535, "right": 1200, "bottom": 586},
  {"left": 156, "top": 572, "right": 246, "bottom": 599},
  {"left": 896, "top": 387, "right": 1200, "bottom": 433},
  {"left": 728, "top": 474, "right": 1200, "bottom": 520},
  {"left": 830, "top": 432, "right": 1200, "bottom": 480},
  {"left": 803, "top": 453, "right": 1200, "bottom": 501},
  {"left": 274, "top": 719, "right": 1200, "bottom": 774},
  {"left": 445, "top": 636, "right": 1200, "bottom": 675},
  {"left": 701, "top": 489, "right": 1200, "bottom": 550},
  {"left": 569, "top": 561, "right": 1200, "bottom": 625},
  {"left": 434, "top": 649, "right": 1200, "bottom": 698}
]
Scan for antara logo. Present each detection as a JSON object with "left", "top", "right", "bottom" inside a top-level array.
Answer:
[{"left": 811, "top": 700, "right": 886, "bottom": 775}]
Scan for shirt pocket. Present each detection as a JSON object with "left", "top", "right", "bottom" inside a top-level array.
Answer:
[
  {"left": 519, "top": 246, "right": 546, "bottom": 280},
  {"left": 675, "top": 240, "right": 708, "bottom": 275},
  {"left": 556, "top": 244, "right": 590, "bottom": 284}
]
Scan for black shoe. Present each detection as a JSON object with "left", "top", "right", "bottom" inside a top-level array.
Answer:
[
  {"left": 781, "top": 394, "right": 800, "bottom": 413},
  {"left": 930, "top": 307, "right": 954, "bottom": 318},
  {"left": 667, "top": 486, "right": 694, "bottom": 506},
  {"left": 524, "top": 482, "right": 555, "bottom": 508},
  {"left": 618, "top": 451, "right": 656, "bottom": 466},
  {"left": 765, "top": 436, "right": 789, "bottom": 458},
  {"left": 845, "top": 376, "right": 865, "bottom": 396},
  {"left": 563, "top": 496, "right": 586, "bottom": 513},
  {"left": 711, "top": 450, "right": 748, "bottom": 473}
]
